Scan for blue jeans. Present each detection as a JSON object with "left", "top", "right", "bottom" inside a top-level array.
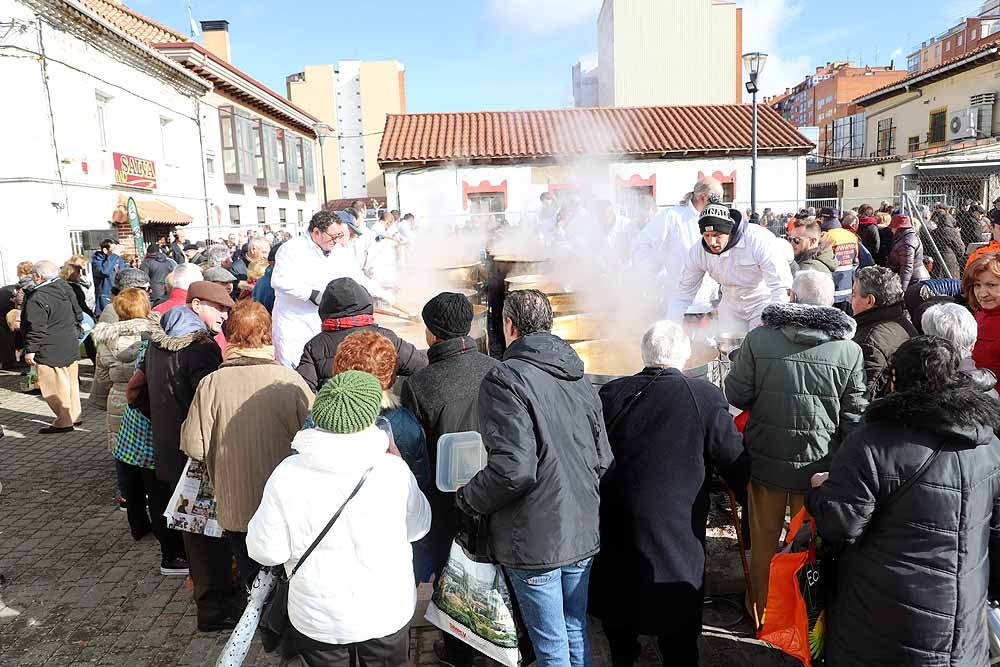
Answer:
[{"left": 505, "top": 558, "right": 593, "bottom": 667}]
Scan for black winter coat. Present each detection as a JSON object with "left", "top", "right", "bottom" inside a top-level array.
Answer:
[
  {"left": 589, "top": 368, "right": 749, "bottom": 633},
  {"left": 461, "top": 333, "right": 614, "bottom": 569},
  {"left": 141, "top": 328, "right": 222, "bottom": 484},
  {"left": 930, "top": 215, "right": 966, "bottom": 279},
  {"left": 806, "top": 383, "right": 1000, "bottom": 667},
  {"left": 858, "top": 221, "right": 880, "bottom": 260},
  {"left": 401, "top": 335, "right": 500, "bottom": 574},
  {"left": 139, "top": 253, "right": 177, "bottom": 305},
  {"left": 21, "top": 279, "right": 82, "bottom": 368},
  {"left": 888, "top": 227, "right": 930, "bottom": 290},
  {"left": 295, "top": 278, "right": 427, "bottom": 391},
  {"left": 853, "top": 301, "right": 917, "bottom": 399}
]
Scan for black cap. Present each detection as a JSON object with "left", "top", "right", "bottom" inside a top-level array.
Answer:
[
  {"left": 319, "top": 277, "right": 373, "bottom": 319},
  {"left": 422, "top": 292, "right": 473, "bottom": 340},
  {"left": 819, "top": 207, "right": 839, "bottom": 219}
]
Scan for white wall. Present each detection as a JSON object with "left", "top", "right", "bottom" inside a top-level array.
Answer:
[
  {"left": 0, "top": 0, "right": 207, "bottom": 281},
  {"left": 387, "top": 154, "right": 808, "bottom": 226},
  {"left": 335, "top": 60, "right": 367, "bottom": 199}
]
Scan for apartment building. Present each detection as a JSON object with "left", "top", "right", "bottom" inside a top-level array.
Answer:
[{"left": 907, "top": 1, "right": 1000, "bottom": 74}]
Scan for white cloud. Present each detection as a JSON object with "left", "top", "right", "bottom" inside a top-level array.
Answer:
[
  {"left": 489, "top": 0, "right": 603, "bottom": 35},
  {"left": 738, "top": 0, "right": 810, "bottom": 99},
  {"left": 890, "top": 47, "right": 904, "bottom": 61}
]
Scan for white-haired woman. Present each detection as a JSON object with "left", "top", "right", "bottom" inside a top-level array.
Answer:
[
  {"left": 588, "top": 321, "right": 750, "bottom": 667},
  {"left": 922, "top": 302, "right": 997, "bottom": 395}
]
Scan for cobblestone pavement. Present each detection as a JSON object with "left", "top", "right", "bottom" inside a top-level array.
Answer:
[{"left": 0, "top": 364, "right": 798, "bottom": 667}]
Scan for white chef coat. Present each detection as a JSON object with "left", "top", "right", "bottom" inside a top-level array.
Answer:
[
  {"left": 271, "top": 235, "right": 389, "bottom": 368},
  {"left": 660, "top": 202, "right": 719, "bottom": 312},
  {"left": 668, "top": 222, "right": 792, "bottom": 333}
]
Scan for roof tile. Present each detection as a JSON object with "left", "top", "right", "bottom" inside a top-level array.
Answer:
[
  {"left": 78, "top": 0, "right": 189, "bottom": 45},
  {"left": 378, "top": 105, "right": 812, "bottom": 166}
]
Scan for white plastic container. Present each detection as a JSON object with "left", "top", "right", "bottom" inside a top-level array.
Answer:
[{"left": 436, "top": 431, "right": 487, "bottom": 492}]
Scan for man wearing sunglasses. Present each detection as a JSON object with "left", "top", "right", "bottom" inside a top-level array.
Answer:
[
  {"left": 271, "top": 209, "right": 392, "bottom": 367},
  {"left": 789, "top": 219, "right": 836, "bottom": 275}
]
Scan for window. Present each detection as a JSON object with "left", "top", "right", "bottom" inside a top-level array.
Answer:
[
  {"left": 297, "top": 210, "right": 303, "bottom": 225},
  {"left": 929, "top": 109, "right": 947, "bottom": 144},
  {"left": 219, "top": 106, "right": 257, "bottom": 185},
  {"left": 284, "top": 133, "right": 301, "bottom": 191},
  {"left": 302, "top": 141, "right": 315, "bottom": 194},
  {"left": 95, "top": 93, "right": 110, "bottom": 149},
  {"left": 973, "top": 29, "right": 978, "bottom": 40},
  {"left": 275, "top": 129, "right": 288, "bottom": 191},
  {"left": 876, "top": 118, "right": 896, "bottom": 156},
  {"left": 257, "top": 206, "right": 266, "bottom": 225},
  {"left": 252, "top": 120, "right": 266, "bottom": 185},
  {"left": 908, "top": 135, "right": 920, "bottom": 152},
  {"left": 262, "top": 124, "right": 280, "bottom": 189},
  {"left": 467, "top": 192, "right": 506, "bottom": 214},
  {"left": 206, "top": 156, "right": 215, "bottom": 175},
  {"left": 958, "top": 34, "right": 964, "bottom": 46},
  {"left": 853, "top": 178, "right": 859, "bottom": 188},
  {"left": 229, "top": 205, "right": 241, "bottom": 226},
  {"left": 279, "top": 208, "right": 287, "bottom": 226},
  {"left": 945, "top": 41, "right": 951, "bottom": 52},
  {"left": 160, "top": 117, "right": 173, "bottom": 165},
  {"left": 722, "top": 182, "right": 735, "bottom": 203},
  {"left": 219, "top": 107, "right": 237, "bottom": 179}
]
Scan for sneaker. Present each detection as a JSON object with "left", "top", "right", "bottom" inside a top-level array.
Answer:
[
  {"left": 160, "top": 557, "right": 190, "bottom": 577},
  {"left": 38, "top": 425, "right": 73, "bottom": 434},
  {"left": 197, "top": 615, "right": 238, "bottom": 633},
  {"left": 118, "top": 496, "right": 127, "bottom": 512}
]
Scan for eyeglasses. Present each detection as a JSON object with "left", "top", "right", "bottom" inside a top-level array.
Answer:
[
  {"left": 318, "top": 228, "right": 344, "bottom": 244},
  {"left": 789, "top": 237, "right": 806, "bottom": 245}
]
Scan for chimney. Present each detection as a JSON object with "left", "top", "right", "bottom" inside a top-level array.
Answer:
[{"left": 200, "top": 20, "right": 231, "bottom": 63}]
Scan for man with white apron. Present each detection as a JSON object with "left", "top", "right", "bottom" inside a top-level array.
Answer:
[
  {"left": 271, "top": 210, "right": 390, "bottom": 368},
  {"left": 668, "top": 202, "right": 792, "bottom": 334},
  {"left": 659, "top": 178, "right": 725, "bottom": 312}
]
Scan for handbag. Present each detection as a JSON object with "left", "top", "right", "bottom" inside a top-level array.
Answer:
[{"left": 257, "top": 466, "right": 373, "bottom": 658}]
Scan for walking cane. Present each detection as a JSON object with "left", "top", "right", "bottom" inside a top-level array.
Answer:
[{"left": 726, "top": 484, "right": 759, "bottom": 630}]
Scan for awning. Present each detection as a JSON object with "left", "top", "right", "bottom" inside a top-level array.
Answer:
[
  {"left": 111, "top": 195, "right": 193, "bottom": 226},
  {"left": 915, "top": 160, "right": 1000, "bottom": 173}
]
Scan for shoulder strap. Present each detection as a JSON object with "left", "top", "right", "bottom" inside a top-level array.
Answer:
[
  {"left": 288, "top": 465, "right": 373, "bottom": 580},
  {"left": 880, "top": 439, "right": 946, "bottom": 513}
]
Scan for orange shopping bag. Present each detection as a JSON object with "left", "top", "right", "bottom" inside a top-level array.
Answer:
[{"left": 757, "top": 507, "right": 826, "bottom": 667}]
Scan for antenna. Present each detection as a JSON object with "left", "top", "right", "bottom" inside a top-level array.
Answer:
[{"left": 186, "top": 1, "right": 200, "bottom": 38}]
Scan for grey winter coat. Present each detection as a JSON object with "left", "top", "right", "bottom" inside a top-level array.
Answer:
[
  {"left": 807, "top": 383, "right": 1000, "bottom": 667},
  {"left": 725, "top": 302, "right": 868, "bottom": 493},
  {"left": 460, "top": 333, "right": 614, "bottom": 568},
  {"left": 93, "top": 317, "right": 160, "bottom": 448}
]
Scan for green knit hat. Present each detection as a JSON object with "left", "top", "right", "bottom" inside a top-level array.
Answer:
[{"left": 312, "top": 370, "right": 383, "bottom": 434}]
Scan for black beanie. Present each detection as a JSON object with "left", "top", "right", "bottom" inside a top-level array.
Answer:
[{"left": 422, "top": 292, "right": 473, "bottom": 340}]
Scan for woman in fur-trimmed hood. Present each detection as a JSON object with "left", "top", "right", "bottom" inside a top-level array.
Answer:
[{"left": 807, "top": 336, "right": 1000, "bottom": 667}]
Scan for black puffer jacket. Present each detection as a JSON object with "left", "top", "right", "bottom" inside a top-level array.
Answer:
[
  {"left": 21, "top": 279, "right": 82, "bottom": 368},
  {"left": 141, "top": 326, "right": 222, "bottom": 484},
  {"left": 460, "top": 333, "right": 614, "bottom": 568},
  {"left": 853, "top": 301, "right": 917, "bottom": 399},
  {"left": 806, "top": 383, "right": 1000, "bottom": 667},
  {"left": 888, "top": 227, "right": 930, "bottom": 290},
  {"left": 929, "top": 213, "right": 966, "bottom": 279},
  {"left": 296, "top": 278, "right": 427, "bottom": 391}
]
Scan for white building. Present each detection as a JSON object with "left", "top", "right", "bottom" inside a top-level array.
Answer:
[
  {"left": 379, "top": 105, "right": 812, "bottom": 221},
  {"left": 598, "top": 0, "right": 742, "bottom": 107},
  {"left": 1, "top": 0, "right": 211, "bottom": 280}
]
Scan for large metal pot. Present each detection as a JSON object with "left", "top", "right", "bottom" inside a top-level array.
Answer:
[
  {"left": 375, "top": 304, "right": 489, "bottom": 353},
  {"left": 491, "top": 255, "right": 549, "bottom": 277},
  {"left": 551, "top": 314, "right": 603, "bottom": 344},
  {"left": 572, "top": 338, "right": 721, "bottom": 387},
  {"left": 504, "top": 273, "right": 572, "bottom": 294}
]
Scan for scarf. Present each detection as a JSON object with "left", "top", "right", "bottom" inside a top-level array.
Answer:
[
  {"left": 224, "top": 344, "right": 276, "bottom": 361},
  {"left": 322, "top": 314, "right": 375, "bottom": 331}
]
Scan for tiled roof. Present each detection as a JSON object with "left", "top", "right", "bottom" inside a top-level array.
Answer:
[
  {"left": 857, "top": 35, "right": 1000, "bottom": 104},
  {"left": 78, "top": 0, "right": 189, "bottom": 45},
  {"left": 378, "top": 105, "right": 813, "bottom": 167}
]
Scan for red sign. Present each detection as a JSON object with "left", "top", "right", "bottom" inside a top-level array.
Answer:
[{"left": 113, "top": 152, "right": 157, "bottom": 190}]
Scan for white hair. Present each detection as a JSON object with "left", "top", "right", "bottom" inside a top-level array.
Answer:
[
  {"left": 693, "top": 176, "right": 724, "bottom": 199},
  {"left": 171, "top": 263, "right": 203, "bottom": 291},
  {"left": 248, "top": 237, "right": 270, "bottom": 253},
  {"left": 33, "top": 260, "right": 58, "bottom": 280},
  {"left": 922, "top": 303, "right": 977, "bottom": 357},
  {"left": 641, "top": 320, "right": 691, "bottom": 369},
  {"left": 792, "top": 270, "right": 835, "bottom": 306}
]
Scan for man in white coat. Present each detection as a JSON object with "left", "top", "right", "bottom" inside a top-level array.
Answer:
[
  {"left": 660, "top": 178, "right": 724, "bottom": 312},
  {"left": 272, "top": 210, "right": 391, "bottom": 367},
  {"left": 668, "top": 200, "right": 792, "bottom": 334}
]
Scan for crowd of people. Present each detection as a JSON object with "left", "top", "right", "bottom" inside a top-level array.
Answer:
[{"left": 4, "top": 187, "right": 1000, "bottom": 667}]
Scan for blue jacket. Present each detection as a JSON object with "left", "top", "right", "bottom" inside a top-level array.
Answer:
[
  {"left": 91, "top": 250, "right": 126, "bottom": 312},
  {"left": 252, "top": 265, "right": 275, "bottom": 312},
  {"left": 382, "top": 406, "right": 431, "bottom": 491}
]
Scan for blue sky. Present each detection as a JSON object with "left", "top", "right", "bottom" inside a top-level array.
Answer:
[{"left": 132, "top": 0, "right": 987, "bottom": 112}]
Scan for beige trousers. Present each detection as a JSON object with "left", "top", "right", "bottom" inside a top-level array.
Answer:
[
  {"left": 36, "top": 362, "right": 81, "bottom": 428},
  {"left": 747, "top": 481, "right": 805, "bottom": 625}
]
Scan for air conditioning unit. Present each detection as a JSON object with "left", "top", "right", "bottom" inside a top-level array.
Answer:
[{"left": 948, "top": 105, "right": 994, "bottom": 141}]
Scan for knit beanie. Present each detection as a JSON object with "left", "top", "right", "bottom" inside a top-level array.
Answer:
[
  {"left": 422, "top": 292, "right": 473, "bottom": 340},
  {"left": 698, "top": 203, "right": 735, "bottom": 235},
  {"left": 312, "top": 370, "right": 383, "bottom": 434}
]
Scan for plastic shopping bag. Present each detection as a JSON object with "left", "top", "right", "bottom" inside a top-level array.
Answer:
[
  {"left": 758, "top": 507, "right": 826, "bottom": 667},
  {"left": 424, "top": 541, "right": 520, "bottom": 667},
  {"left": 215, "top": 569, "right": 278, "bottom": 667},
  {"left": 164, "top": 458, "right": 224, "bottom": 537}
]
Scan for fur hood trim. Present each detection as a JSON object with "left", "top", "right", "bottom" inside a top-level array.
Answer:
[
  {"left": 761, "top": 302, "right": 857, "bottom": 340},
  {"left": 92, "top": 317, "right": 159, "bottom": 346},
  {"left": 866, "top": 382, "right": 1000, "bottom": 444},
  {"left": 149, "top": 328, "right": 213, "bottom": 352}
]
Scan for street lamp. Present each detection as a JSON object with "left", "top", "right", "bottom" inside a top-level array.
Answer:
[
  {"left": 742, "top": 52, "right": 768, "bottom": 217},
  {"left": 313, "top": 122, "right": 333, "bottom": 209}
]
